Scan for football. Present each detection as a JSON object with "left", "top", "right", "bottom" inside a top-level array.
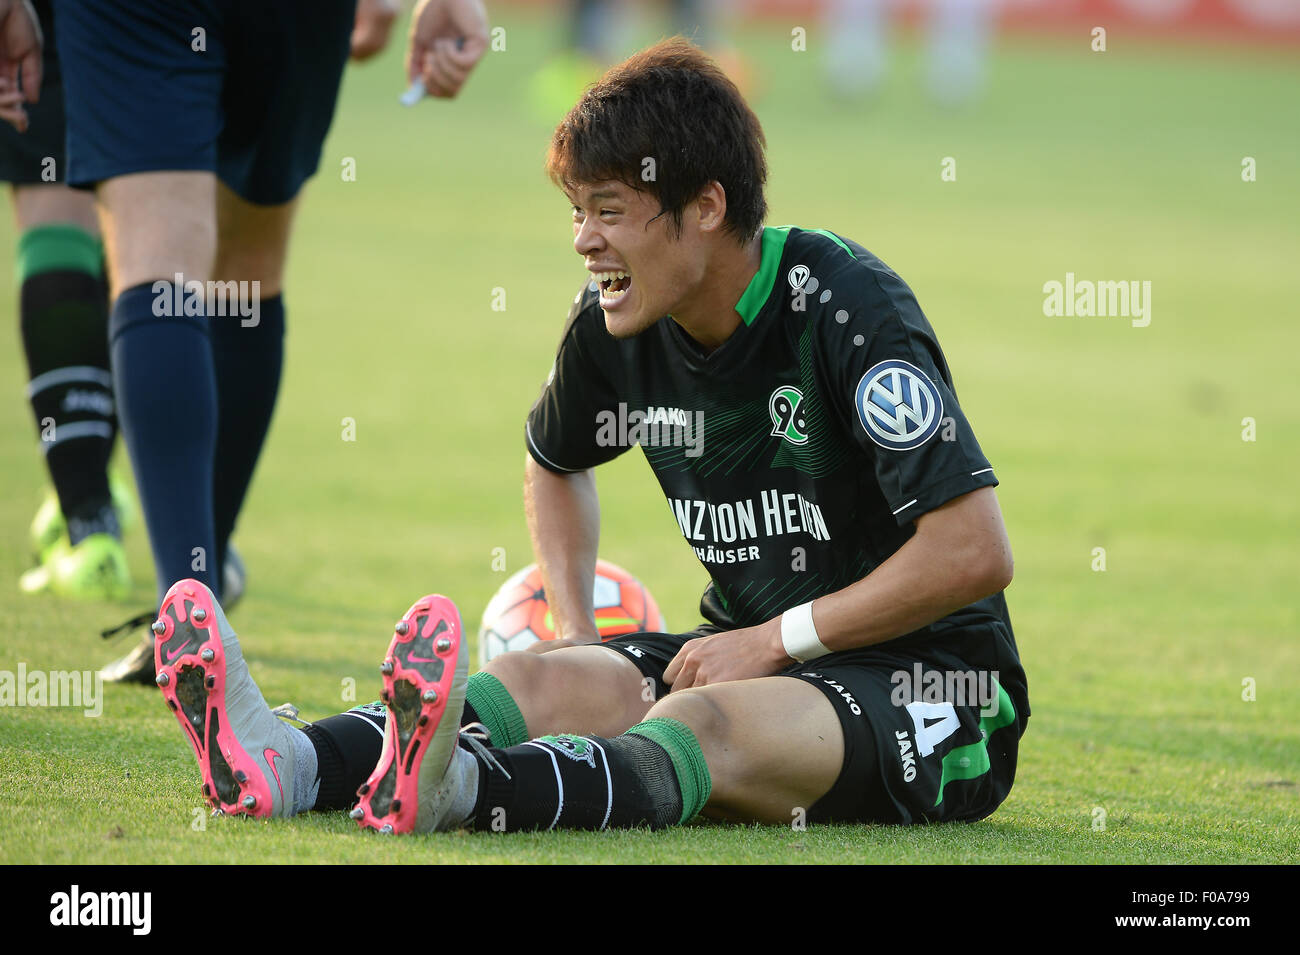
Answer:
[{"left": 478, "top": 559, "right": 668, "bottom": 665}]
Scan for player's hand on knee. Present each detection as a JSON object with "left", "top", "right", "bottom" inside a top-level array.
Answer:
[
  {"left": 664, "top": 621, "right": 789, "bottom": 689},
  {"left": 407, "top": 0, "right": 489, "bottom": 99},
  {"left": 351, "top": 0, "right": 399, "bottom": 62}
]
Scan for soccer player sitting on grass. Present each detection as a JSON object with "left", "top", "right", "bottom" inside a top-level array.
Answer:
[{"left": 150, "top": 39, "right": 1030, "bottom": 831}]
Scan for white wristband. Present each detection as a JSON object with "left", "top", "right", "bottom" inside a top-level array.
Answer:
[{"left": 781, "top": 601, "right": 831, "bottom": 662}]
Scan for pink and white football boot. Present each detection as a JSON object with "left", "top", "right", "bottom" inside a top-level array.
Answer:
[
  {"left": 352, "top": 594, "right": 468, "bottom": 834},
  {"left": 153, "top": 578, "right": 298, "bottom": 818}
]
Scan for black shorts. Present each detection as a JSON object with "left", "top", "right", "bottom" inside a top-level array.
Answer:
[
  {"left": 53, "top": 0, "right": 355, "bottom": 204},
  {"left": 600, "top": 623, "right": 1027, "bottom": 825},
  {"left": 0, "top": 0, "right": 65, "bottom": 185}
]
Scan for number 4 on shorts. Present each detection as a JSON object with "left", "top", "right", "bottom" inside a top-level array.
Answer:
[{"left": 904, "top": 700, "right": 959, "bottom": 757}]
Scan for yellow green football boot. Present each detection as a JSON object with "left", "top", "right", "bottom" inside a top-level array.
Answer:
[
  {"left": 19, "top": 532, "right": 131, "bottom": 602},
  {"left": 29, "top": 470, "right": 137, "bottom": 563}
]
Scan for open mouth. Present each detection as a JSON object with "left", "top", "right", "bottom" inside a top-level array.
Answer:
[{"left": 595, "top": 271, "right": 632, "bottom": 301}]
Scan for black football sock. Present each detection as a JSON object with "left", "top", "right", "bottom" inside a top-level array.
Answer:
[
  {"left": 469, "top": 717, "right": 711, "bottom": 831},
  {"left": 110, "top": 280, "right": 219, "bottom": 601},
  {"left": 18, "top": 225, "right": 117, "bottom": 544},
  {"left": 298, "top": 702, "right": 387, "bottom": 811},
  {"left": 211, "top": 294, "right": 284, "bottom": 574},
  {"left": 461, "top": 699, "right": 481, "bottom": 727}
]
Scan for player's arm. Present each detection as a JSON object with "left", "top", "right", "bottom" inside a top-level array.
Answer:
[
  {"left": 523, "top": 288, "right": 627, "bottom": 650},
  {"left": 666, "top": 486, "right": 1012, "bottom": 687},
  {"left": 0, "top": 0, "right": 42, "bottom": 132},
  {"left": 806, "top": 485, "right": 1012, "bottom": 650},
  {"left": 523, "top": 456, "right": 602, "bottom": 650}
]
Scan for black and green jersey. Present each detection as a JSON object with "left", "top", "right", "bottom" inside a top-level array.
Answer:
[{"left": 527, "top": 225, "right": 1010, "bottom": 641}]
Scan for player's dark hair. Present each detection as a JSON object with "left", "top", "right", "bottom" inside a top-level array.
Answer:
[{"left": 546, "top": 38, "right": 768, "bottom": 243}]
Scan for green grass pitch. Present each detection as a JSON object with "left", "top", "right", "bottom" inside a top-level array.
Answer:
[{"left": 1, "top": 8, "right": 1297, "bottom": 864}]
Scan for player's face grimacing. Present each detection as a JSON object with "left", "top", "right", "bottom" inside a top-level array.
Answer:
[{"left": 569, "top": 180, "right": 706, "bottom": 339}]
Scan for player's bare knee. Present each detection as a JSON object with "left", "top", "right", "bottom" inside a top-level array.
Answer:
[
  {"left": 486, "top": 646, "right": 646, "bottom": 736},
  {"left": 480, "top": 650, "right": 545, "bottom": 716},
  {"left": 98, "top": 172, "right": 217, "bottom": 293},
  {"left": 647, "top": 689, "right": 733, "bottom": 754},
  {"left": 212, "top": 245, "right": 286, "bottom": 293},
  {"left": 215, "top": 189, "right": 295, "bottom": 293},
  {"left": 646, "top": 689, "right": 785, "bottom": 814},
  {"left": 12, "top": 185, "right": 100, "bottom": 233}
]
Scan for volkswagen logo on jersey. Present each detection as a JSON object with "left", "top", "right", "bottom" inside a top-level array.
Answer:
[
  {"left": 769, "top": 385, "right": 809, "bottom": 445},
  {"left": 855, "top": 359, "right": 943, "bottom": 450}
]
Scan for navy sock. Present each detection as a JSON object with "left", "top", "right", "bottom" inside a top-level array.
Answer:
[
  {"left": 211, "top": 294, "right": 284, "bottom": 573},
  {"left": 109, "top": 281, "right": 218, "bottom": 602}
]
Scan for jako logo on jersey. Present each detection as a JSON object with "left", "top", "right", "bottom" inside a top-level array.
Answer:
[
  {"left": 595, "top": 402, "right": 704, "bottom": 458},
  {"left": 539, "top": 735, "right": 597, "bottom": 768},
  {"left": 855, "top": 359, "right": 943, "bottom": 451},
  {"left": 769, "top": 386, "right": 809, "bottom": 445},
  {"left": 787, "top": 264, "right": 810, "bottom": 291}
]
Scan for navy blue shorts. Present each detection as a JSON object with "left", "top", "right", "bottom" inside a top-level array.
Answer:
[
  {"left": 0, "top": 0, "right": 64, "bottom": 185},
  {"left": 600, "top": 624, "right": 1027, "bottom": 826},
  {"left": 53, "top": 0, "right": 356, "bottom": 204}
]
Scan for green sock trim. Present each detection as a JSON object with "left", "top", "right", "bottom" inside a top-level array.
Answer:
[
  {"left": 626, "top": 717, "right": 712, "bottom": 825},
  {"left": 17, "top": 224, "right": 102, "bottom": 282},
  {"left": 466, "top": 672, "right": 529, "bottom": 748}
]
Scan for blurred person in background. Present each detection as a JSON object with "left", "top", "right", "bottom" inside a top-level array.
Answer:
[
  {"left": 1, "top": 0, "right": 136, "bottom": 602},
  {"left": 532, "top": 0, "right": 751, "bottom": 119},
  {"left": 824, "top": 0, "right": 998, "bottom": 104}
]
